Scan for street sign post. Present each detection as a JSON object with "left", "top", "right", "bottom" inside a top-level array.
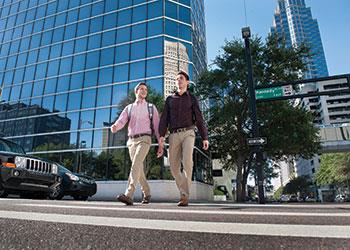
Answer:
[
  {"left": 247, "top": 137, "right": 267, "bottom": 146},
  {"left": 243, "top": 26, "right": 265, "bottom": 204},
  {"left": 255, "top": 85, "right": 293, "bottom": 100}
]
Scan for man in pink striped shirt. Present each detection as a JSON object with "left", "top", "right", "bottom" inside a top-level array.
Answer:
[{"left": 110, "top": 82, "right": 163, "bottom": 205}]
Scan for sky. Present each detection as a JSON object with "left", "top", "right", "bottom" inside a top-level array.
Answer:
[{"left": 204, "top": 0, "right": 350, "bottom": 76}]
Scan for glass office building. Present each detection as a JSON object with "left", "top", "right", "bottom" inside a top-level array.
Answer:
[
  {"left": 0, "top": 0, "right": 211, "bottom": 183},
  {"left": 271, "top": 0, "right": 328, "bottom": 79}
]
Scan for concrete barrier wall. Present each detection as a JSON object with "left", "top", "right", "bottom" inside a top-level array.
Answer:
[{"left": 91, "top": 180, "right": 214, "bottom": 202}]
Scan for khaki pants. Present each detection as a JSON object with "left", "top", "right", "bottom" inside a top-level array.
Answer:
[
  {"left": 169, "top": 129, "right": 195, "bottom": 198},
  {"left": 125, "top": 135, "right": 151, "bottom": 199}
]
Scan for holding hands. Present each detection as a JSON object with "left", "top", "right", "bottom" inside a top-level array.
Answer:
[{"left": 157, "top": 137, "right": 165, "bottom": 158}]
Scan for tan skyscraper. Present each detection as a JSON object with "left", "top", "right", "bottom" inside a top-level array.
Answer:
[{"left": 164, "top": 41, "right": 190, "bottom": 97}]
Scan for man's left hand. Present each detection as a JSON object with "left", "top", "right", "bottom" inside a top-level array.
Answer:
[
  {"left": 202, "top": 140, "right": 209, "bottom": 150},
  {"left": 157, "top": 146, "right": 164, "bottom": 158}
]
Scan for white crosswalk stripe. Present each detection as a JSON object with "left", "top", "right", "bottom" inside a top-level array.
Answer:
[
  {"left": 17, "top": 203, "right": 350, "bottom": 217},
  {"left": 0, "top": 201, "right": 350, "bottom": 239},
  {"left": 1, "top": 210, "right": 350, "bottom": 238}
]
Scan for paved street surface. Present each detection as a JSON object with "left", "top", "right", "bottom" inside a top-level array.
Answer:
[{"left": 1, "top": 198, "right": 350, "bottom": 249}]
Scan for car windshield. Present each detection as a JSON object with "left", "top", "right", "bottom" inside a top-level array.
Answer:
[{"left": 0, "top": 139, "right": 26, "bottom": 154}]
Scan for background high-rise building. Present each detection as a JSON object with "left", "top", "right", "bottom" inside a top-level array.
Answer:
[
  {"left": 0, "top": 0, "right": 210, "bottom": 182},
  {"left": 271, "top": 0, "right": 329, "bottom": 79},
  {"left": 270, "top": 0, "right": 330, "bottom": 195},
  {"left": 164, "top": 41, "right": 189, "bottom": 96}
]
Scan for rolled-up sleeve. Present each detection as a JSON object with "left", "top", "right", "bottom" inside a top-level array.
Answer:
[{"left": 111, "top": 105, "right": 129, "bottom": 132}]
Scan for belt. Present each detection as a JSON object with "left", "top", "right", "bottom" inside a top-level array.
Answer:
[
  {"left": 129, "top": 133, "right": 151, "bottom": 139},
  {"left": 170, "top": 126, "right": 195, "bottom": 134}
]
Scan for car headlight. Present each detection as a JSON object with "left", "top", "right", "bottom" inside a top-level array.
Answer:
[
  {"left": 15, "top": 156, "right": 26, "bottom": 168},
  {"left": 65, "top": 172, "right": 79, "bottom": 181},
  {"left": 51, "top": 164, "right": 58, "bottom": 174}
]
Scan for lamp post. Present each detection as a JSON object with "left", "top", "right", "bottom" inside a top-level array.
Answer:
[
  {"left": 242, "top": 27, "right": 265, "bottom": 204},
  {"left": 77, "top": 140, "right": 86, "bottom": 173},
  {"left": 75, "top": 119, "right": 92, "bottom": 173}
]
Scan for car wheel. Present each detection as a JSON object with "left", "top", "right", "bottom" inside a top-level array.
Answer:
[
  {"left": 73, "top": 195, "right": 88, "bottom": 201},
  {"left": 0, "top": 184, "right": 8, "bottom": 198},
  {"left": 49, "top": 185, "right": 64, "bottom": 200}
]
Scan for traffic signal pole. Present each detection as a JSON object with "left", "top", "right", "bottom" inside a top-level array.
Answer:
[{"left": 242, "top": 27, "right": 265, "bottom": 204}]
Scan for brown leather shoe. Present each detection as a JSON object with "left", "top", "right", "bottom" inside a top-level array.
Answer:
[
  {"left": 116, "top": 194, "right": 133, "bottom": 205},
  {"left": 141, "top": 195, "right": 151, "bottom": 204},
  {"left": 177, "top": 195, "right": 189, "bottom": 206}
]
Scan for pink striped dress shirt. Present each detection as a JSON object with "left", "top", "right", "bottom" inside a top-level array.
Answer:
[{"left": 112, "top": 99, "right": 160, "bottom": 142}]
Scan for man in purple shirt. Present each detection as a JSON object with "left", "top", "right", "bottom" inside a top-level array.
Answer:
[
  {"left": 159, "top": 71, "right": 209, "bottom": 206},
  {"left": 111, "top": 82, "right": 163, "bottom": 205}
]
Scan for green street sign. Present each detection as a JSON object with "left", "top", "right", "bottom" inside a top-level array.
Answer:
[{"left": 255, "top": 85, "right": 293, "bottom": 100}]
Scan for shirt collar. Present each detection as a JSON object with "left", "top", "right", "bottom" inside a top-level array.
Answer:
[
  {"left": 175, "top": 90, "right": 189, "bottom": 96},
  {"left": 134, "top": 98, "right": 146, "bottom": 104}
]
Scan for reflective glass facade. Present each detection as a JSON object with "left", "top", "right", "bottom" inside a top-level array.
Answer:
[
  {"left": 0, "top": 0, "right": 211, "bottom": 183},
  {"left": 271, "top": 0, "right": 329, "bottom": 79}
]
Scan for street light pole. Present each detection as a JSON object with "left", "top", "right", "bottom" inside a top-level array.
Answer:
[{"left": 242, "top": 27, "right": 265, "bottom": 204}]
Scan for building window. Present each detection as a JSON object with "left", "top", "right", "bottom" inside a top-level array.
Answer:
[
  {"left": 57, "top": 76, "right": 70, "bottom": 92},
  {"left": 131, "top": 40, "right": 146, "bottom": 60},
  {"left": 54, "top": 93, "right": 68, "bottom": 112},
  {"left": 102, "top": 30, "right": 116, "bottom": 47},
  {"left": 148, "top": 19, "right": 163, "bottom": 36},
  {"left": 116, "top": 26, "right": 131, "bottom": 43},
  {"left": 115, "top": 44, "right": 130, "bottom": 63},
  {"left": 86, "top": 51, "right": 99, "bottom": 69},
  {"left": 165, "top": 1, "right": 177, "bottom": 20},
  {"left": 131, "top": 23, "right": 147, "bottom": 40},
  {"left": 84, "top": 70, "right": 98, "bottom": 88},
  {"left": 118, "top": 9, "right": 132, "bottom": 26},
  {"left": 98, "top": 67, "right": 113, "bottom": 86},
  {"left": 70, "top": 73, "right": 84, "bottom": 90},
  {"left": 103, "top": 13, "right": 117, "bottom": 30},
  {"left": 130, "top": 61, "right": 145, "bottom": 80},
  {"left": 165, "top": 19, "right": 178, "bottom": 37},
  {"left": 146, "top": 58, "right": 163, "bottom": 77},
  {"left": 44, "top": 78, "right": 57, "bottom": 94},
  {"left": 148, "top": 1, "right": 163, "bottom": 19},
  {"left": 96, "top": 86, "right": 112, "bottom": 107},
  {"left": 67, "top": 91, "right": 82, "bottom": 111},
  {"left": 90, "top": 17, "right": 103, "bottom": 33},
  {"left": 147, "top": 37, "right": 163, "bottom": 57},
  {"left": 114, "top": 64, "right": 129, "bottom": 83}
]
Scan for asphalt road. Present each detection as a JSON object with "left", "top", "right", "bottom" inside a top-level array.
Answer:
[{"left": 0, "top": 198, "right": 350, "bottom": 249}]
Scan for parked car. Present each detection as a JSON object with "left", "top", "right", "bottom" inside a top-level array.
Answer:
[
  {"left": 334, "top": 194, "right": 349, "bottom": 202},
  {"left": 305, "top": 196, "right": 317, "bottom": 202},
  {"left": 279, "top": 194, "right": 290, "bottom": 202},
  {"left": 49, "top": 165, "right": 97, "bottom": 201},
  {"left": 0, "top": 138, "right": 61, "bottom": 198},
  {"left": 289, "top": 194, "right": 298, "bottom": 202}
]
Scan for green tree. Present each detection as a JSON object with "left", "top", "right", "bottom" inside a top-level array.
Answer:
[
  {"left": 273, "top": 186, "right": 284, "bottom": 200},
  {"left": 283, "top": 175, "right": 312, "bottom": 195},
  {"left": 316, "top": 153, "right": 350, "bottom": 186},
  {"left": 196, "top": 35, "right": 321, "bottom": 202}
]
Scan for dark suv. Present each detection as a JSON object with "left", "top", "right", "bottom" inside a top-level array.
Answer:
[{"left": 0, "top": 138, "right": 61, "bottom": 198}]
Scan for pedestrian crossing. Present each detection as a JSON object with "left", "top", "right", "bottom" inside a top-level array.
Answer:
[
  {"left": 1, "top": 199, "right": 350, "bottom": 239},
  {"left": 12, "top": 203, "right": 350, "bottom": 217}
]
